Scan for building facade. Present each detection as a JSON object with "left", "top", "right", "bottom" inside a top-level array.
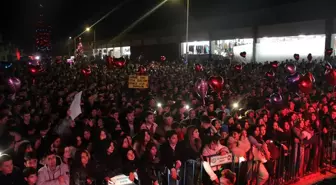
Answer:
[{"left": 90, "top": 0, "right": 336, "bottom": 62}]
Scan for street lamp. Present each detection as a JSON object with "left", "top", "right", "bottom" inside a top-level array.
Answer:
[
  {"left": 69, "top": 37, "right": 72, "bottom": 40},
  {"left": 185, "top": 0, "right": 190, "bottom": 64},
  {"left": 171, "top": 0, "right": 190, "bottom": 63},
  {"left": 73, "top": 27, "right": 96, "bottom": 56}
]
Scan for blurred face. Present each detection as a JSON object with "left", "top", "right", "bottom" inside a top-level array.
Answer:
[
  {"left": 192, "top": 129, "right": 200, "bottom": 139},
  {"left": 299, "top": 121, "right": 305, "bottom": 129},
  {"left": 208, "top": 104, "right": 214, "bottom": 111},
  {"left": 126, "top": 136, "right": 132, "bottom": 146},
  {"left": 107, "top": 142, "right": 115, "bottom": 154},
  {"left": 262, "top": 115, "right": 268, "bottom": 123},
  {"left": 210, "top": 142, "right": 217, "bottom": 150},
  {"left": 149, "top": 99, "right": 156, "bottom": 108},
  {"left": 1, "top": 160, "right": 13, "bottom": 175},
  {"left": 46, "top": 154, "right": 57, "bottom": 169},
  {"left": 100, "top": 130, "right": 107, "bottom": 140},
  {"left": 273, "top": 122, "right": 279, "bottom": 130},
  {"left": 91, "top": 109, "right": 97, "bottom": 117},
  {"left": 189, "top": 110, "right": 196, "bottom": 119},
  {"left": 146, "top": 114, "right": 154, "bottom": 124},
  {"left": 81, "top": 152, "right": 89, "bottom": 166},
  {"left": 214, "top": 120, "right": 221, "bottom": 130},
  {"left": 144, "top": 132, "right": 151, "bottom": 142},
  {"left": 127, "top": 150, "right": 135, "bottom": 161},
  {"left": 284, "top": 122, "right": 290, "bottom": 130},
  {"left": 260, "top": 126, "right": 266, "bottom": 136},
  {"left": 323, "top": 106, "right": 328, "bottom": 113},
  {"left": 332, "top": 111, "right": 336, "bottom": 119},
  {"left": 254, "top": 127, "right": 260, "bottom": 136},
  {"left": 274, "top": 114, "right": 279, "bottom": 121},
  {"left": 25, "top": 159, "right": 38, "bottom": 169},
  {"left": 241, "top": 130, "right": 247, "bottom": 137},
  {"left": 122, "top": 138, "right": 130, "bottom": 148},
  {"left": 150, "top": 146, "right": 157, "bottom": 156},
  {"left": 26, "top": 174, "right": 37, "bottom": 184},
  {"left": 64, "top": 147, "right": 71, "bottom": 159},
  {"left": 113, "top": 112, "right": 119, "bottom": 120},
  {"left": 76, "top": 136, "right": 82, "bottom": 146},
  {"left": 53, "top": 138, "right": 61, "bottom": 148},
  {"left": 165, "top": 116, "right": 173, "bottom": 126},
  {"left": 25, "top": 145, "right": 33, "bottom": 153},
  {"left": 84, "top": 131, "right": 90, "bottom": 140},
  {"left": 23, "top": 114, "right": 31, "bottom": 122},
  {"left": 126, "top": 112, "right": 134, "bottom": 122},
  {"left": 232, "top": 132, "right": 239, "bottom": 140},
  {"left": 168, "top": 134, "right": 178, "bottom": 145}
]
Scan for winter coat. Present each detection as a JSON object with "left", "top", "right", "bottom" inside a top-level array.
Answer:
[{"left": 37, "top": 163, "right": 70, "bottom": 185}]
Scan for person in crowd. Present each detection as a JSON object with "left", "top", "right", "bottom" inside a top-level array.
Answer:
[
  {"left": 0, "top": 154, "right": 25, "bottom": 185},
  {"left": 24, "top": 152, "right": 40, "bottom": 170},
  {"left": 71, "top": 150, "right": 97, "bottom": 185},
  {"left": 97, "top": 140, "right": 122, "bottom": 183},
  {"left": 37, "top": 151, "right": 70, "bottom": 185},
  {"left": 122, "top": 149, "right": 139, "bottom": 184},
  {"left": 138, "top": 143, "right": 161, "bottom": 185},
  {"left": 23, "top": 167, "right": 38, "bottom": 185},
  {"left": 160, "top": 130, "right": 183, "bottom": 184}
]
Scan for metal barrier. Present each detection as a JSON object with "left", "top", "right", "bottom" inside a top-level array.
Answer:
[{"left": 108, "top": 130, "right": 336, "bottom": 185}]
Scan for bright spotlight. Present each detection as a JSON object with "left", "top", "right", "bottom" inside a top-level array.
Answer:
[
  {"left": 69, "top": 37, "right": 72, "bottom": 39},
  {"left": 86, "top": 27, "right": 91, "bottom": 32},
  {"left": 157, "top": 103, "right": 162, "bottom": 108},
  {"left": 35, "top": 56, "right": 40, "bottom": 60},
  {"left": 185, "top": 104, "right": 190, "bottom": 110},
  {"left": 232, "top": 102, "right": 239, "bottom": 109}
]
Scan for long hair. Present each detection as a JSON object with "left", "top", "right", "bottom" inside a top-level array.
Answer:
[{"left": 185, "top": 126, "right": 202, "bottom": 152}]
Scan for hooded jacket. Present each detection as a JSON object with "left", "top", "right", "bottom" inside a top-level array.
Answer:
[{"left": 37, "top": 161, "right": 70, "bottom": 185}]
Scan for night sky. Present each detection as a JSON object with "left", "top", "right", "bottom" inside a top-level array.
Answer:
[{"left": 0, "top": 0, "right": 306, "bottom": 53}]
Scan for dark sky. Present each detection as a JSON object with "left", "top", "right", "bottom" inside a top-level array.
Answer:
[{"left": 0, "top": 0, "right": 306, "bottom": 53}]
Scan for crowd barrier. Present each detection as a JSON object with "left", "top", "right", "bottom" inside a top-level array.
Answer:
[{"left": 106, "top": 129, "right": 336, "bottom": 185}]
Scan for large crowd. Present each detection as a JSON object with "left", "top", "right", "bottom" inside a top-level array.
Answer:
[{"left": 0, "top": 56, "right": 335, "bottom": 185}]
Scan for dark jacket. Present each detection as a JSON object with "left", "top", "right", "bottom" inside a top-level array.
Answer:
[
  {"left": 0, "top": 167, "right": 24, "bottom": 185},
  {"left": 71, "top": 162, "right": 97, "bottom": 185},
  {"left": 95, "top": 152, "right": 123, "bottom": 179},
  {"left": 160, "top": 142, "right": 183, "bottom": 169},
  {"left": 138, "top": 154, "right": 162, "bottom": 185}
]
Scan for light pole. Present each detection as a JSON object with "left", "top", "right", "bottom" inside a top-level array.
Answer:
[
  {"left": 185, "top": 0, "right": 190, "bottom": 64},
  {"left": 73, "top": 27, "right": 95, "bottom": 56},
  {"left": 85, "top": 27, "right": 96, "bottom": 56}
]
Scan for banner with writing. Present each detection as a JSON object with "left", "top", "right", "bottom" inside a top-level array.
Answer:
[
  {"left": 209, "top": 153, "right": 233, "bottom": 167},
  {"left": 108, "top": 173, "right": 138, "bottom": 185},
  {"left": 128, "top": 75, "right": 149, "bottom": 89}
]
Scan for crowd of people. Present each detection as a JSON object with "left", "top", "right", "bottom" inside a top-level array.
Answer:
[{"left": 0, "top": 56, "right": 335, "bottom": 185}]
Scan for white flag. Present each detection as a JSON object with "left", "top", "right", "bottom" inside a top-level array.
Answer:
[{"left": 69, "top": 91, "right": 82, "bottom": 120}]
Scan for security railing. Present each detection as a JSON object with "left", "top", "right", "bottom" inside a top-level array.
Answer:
[{"left": 107, "top": 129, "right": 336, "bottom": 185}]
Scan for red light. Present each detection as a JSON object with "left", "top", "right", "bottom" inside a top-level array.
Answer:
[{"left": 30, "top": 68, "right": 37, "bottom": 73}]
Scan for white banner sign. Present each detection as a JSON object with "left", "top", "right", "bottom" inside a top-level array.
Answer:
[
  {"left": 209, "top": 153, "right": 233, "bottom": 167},
  {"left": 108, "top": 173, "right": 138, "bottom": 185},
  {"left": 69, "top": 91, "right": 82, "bottom": 120}
]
